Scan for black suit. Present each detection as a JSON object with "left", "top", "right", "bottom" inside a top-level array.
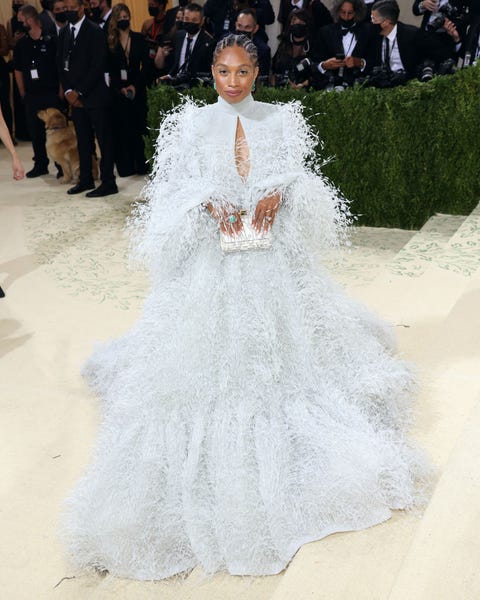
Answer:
[
  {"left": 460, "top": 16, "right": 480, "bottom": 60},
  {"left": 314, "top": 22, "right": 371, "bottom": 87},
  {"left": 204, "top": 0, "right": 274, "bottom": 40},
  {"left": 109, "top": 32, "right": 150, "bottom": 176},
  {"left": 169, "top": 29, "right": 215, "bottom": 77},
  {"left": 366, "top": 21, "right": 450, "bottom": 78},
  {"left": 57, "top": 17, "right": 115, "bottom": 187}
]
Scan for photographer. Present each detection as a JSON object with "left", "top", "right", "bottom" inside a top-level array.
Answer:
[
  {"left": 412, "top": 0, "right": 469, "bottom": 59},
  {"left": 204, "top": 0, "right": 275, "bottom": 41},
  {"left": 366, "top": 0, "right": 452, "bottom": 86},
  {"left": 156, "top": 3, "right": 215, "bottom": 88},
  {"left": 459, "top": 11, "right": 480, "bottom": 65},
  {"left": 235, "top": 9, "right": 271, "bottom": 77},
  {"left": 272, "top": 9, "right": 316, "bottom": 88},
  {"left": 314, "top": 0, "right": 370, "bottom": 90}
]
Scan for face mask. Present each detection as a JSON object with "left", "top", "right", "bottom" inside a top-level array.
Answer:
[
  {"left": 40, "top": 0, "right": 50, "bottom": 10},
  {"left": 90, "top": 6, "right": 102, "bottom": 21},
  {"left": 176, "top": 20, "right": 185, "bottom": 30},
  {"left": 55, "top": 12, "right": 67, "bottom": 23},
  {"left": 117, "top": 18, "right": 130, "bottom": 30},
  {"left": 65, "top": 10, "right": 80, "bottom": 23},
  {"left": 12, "top": 3, "right": 22, "bottom": 13},
  {"left": 371, "top": 22, "right": 383, "bottom": 34},
  {"left": 339, "top": 17, "right": 355, "bottom": 28},
  {"left": 183, "top": 21, "right": 200, "bottom": 35},
  {"left": 179, "top": 0, "right": 188, "bottom": 6},
  {"left": 289, "top": 23, "right": 307, "bottom": 38},
  {"left": 148, "top": 7, "right": 159, "bottom": 17},
  {"left": 235, "top": 29, "right": 253, "bottom": 38},
  {"left": 19, "top": 22, "right": 31, "bottom": 32}
]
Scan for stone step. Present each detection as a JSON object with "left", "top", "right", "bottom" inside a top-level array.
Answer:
[
  {"left": 325, "top": 226, "right": 416, "bottom": 289},
  {"left": 387, "top": 213, "right": 466, "bottom": 279}
]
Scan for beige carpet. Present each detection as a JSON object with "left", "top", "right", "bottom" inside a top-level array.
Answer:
[{"left": 1, "top": 142, "right": 479, "bottom": 600}]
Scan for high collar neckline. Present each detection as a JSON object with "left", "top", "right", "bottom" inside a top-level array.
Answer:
[{"left": 216, "top": 94, "right": 255, "bottom": 116}]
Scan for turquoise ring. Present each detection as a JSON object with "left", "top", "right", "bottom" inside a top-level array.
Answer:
[{"left": 228, "top": 215, "right": 237, "bottom": 224}]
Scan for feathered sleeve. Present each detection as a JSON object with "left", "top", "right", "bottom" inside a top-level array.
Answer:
[
  {"left": 270, "top": 101, "right": 352, "bottom": 253},
  {"left": 127, "top": 100, "right": 211, "bottom": 265}
]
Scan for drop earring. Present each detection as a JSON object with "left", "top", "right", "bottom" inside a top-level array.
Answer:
[
  {"left": 213, "top": 80, "right": 217, "bottom": 90},
  {"left": 251, "top": 81, "right": 256, "bottom": 92}
]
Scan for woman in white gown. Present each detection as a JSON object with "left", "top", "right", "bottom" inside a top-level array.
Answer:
[{"left": 63, "top": 34, "right": 430, "bottom": 580}]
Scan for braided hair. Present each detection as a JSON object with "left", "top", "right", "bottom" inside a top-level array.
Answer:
[{"left": 213, "top": 34, "right": 258, "bottom": 67}]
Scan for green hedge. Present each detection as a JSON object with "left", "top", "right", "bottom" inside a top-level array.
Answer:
[{"left": 146, "top": 67, "right": 480, "bottom": 229}]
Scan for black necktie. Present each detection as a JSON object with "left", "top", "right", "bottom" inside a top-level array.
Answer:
[
  {"left": 384, "top": 37, "right": 391, "bottom": 71},
  {"left": 69, "top": 25, "right": 75, "bottom": 50},
  {"left": 183, "top": 36, "right": 192, "bottom": 70}
]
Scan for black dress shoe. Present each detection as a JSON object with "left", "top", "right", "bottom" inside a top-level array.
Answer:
[
  {"left": 26, "top": 166, "right": 49, "bottom": 178},
  {"left": 86, "top": 183, "right": 119, "bottom": 198},
  {"left": 67, "top": 182, "right": 95, "bottom": 195}
]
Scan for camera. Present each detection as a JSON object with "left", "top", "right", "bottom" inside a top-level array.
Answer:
[
  {"left": 290, "top": 57, "right": 314, "bottom": 85},
  {"left": 426, "top": 2, "right": 468, "bottom": 32},
  {"left": 418, "top": 59, "right": 434, "bottom": 82},
  {"left": 366, "top": 66, "right": 407, "bottom": 88},
  {"left": 164, "top": 71, "right": 213, "bottom": 91}
]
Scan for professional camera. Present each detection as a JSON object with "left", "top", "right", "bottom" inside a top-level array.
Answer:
[
  {"left": 290, "top": 57, "right": 314, "bottom": 85},
  {"left": 418, "top": 59, "right": 435, "bottom": 82},
  {"left": 426, "top": 2, "right": 468, "bottom": 32},
  {"left": 164, "top": 71, "right": 213, "bottom": 91},
  {"left": 366, "top": 66, "right": 407, "bottom": 88}
]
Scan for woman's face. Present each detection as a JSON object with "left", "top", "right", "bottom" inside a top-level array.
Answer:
[
  {"left": 211, "top": 46, "right": 259, "bottom": 104},
  {"left": 118, "top": 9, "right": 129, "bottom": 21}
]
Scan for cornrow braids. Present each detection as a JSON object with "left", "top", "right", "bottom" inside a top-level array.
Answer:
[{"left": 213, "top": 34, "right": 258, "bottom": 67}]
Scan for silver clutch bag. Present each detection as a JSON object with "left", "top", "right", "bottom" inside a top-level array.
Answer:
[{"left": 220, "top": 211, "right": 273, "bottom": 253}]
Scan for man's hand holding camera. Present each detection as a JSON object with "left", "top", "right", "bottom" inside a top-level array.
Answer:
[{"left": 444, "top": 17, "right": 460, "bottom": 42}]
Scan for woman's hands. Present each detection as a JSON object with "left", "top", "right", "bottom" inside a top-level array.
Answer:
[
  {"left": 205, "top": 203, "right": 244, "bottom": 237},
  {"left": 205, "top": 191, "right": 281, "bottom": 236},
  {"left": 252, "top": 192, "right": 281, "bottom": 233}
]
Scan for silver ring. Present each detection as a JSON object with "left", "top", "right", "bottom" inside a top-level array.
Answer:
[
  {"left": 265, "top": 216, "right": 273, "bottom": 222},
  {"left": 227, "top": 215, "right": 237, "bottom": 224}
]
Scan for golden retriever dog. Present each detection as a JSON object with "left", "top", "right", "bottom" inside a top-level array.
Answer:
[{"left": 37, "top": 108, "right": 98, "bottom": 184}]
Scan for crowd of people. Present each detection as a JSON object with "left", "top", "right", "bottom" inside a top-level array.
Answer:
[{"left": 1, "top": 0, "right": 479, "bottom": 192}]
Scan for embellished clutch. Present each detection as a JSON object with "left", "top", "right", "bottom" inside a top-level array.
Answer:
[{"left": 220, "top": 211, "right": 273, "bottom": 253}]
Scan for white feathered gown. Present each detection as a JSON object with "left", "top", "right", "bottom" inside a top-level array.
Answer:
[{"left": 63, "top": 95, "right": 431, "bottom": 580}]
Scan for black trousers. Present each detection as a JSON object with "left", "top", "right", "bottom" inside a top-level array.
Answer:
[
  {"left": 24, "top": 91, "right": 62, "bottom": 169},
  {"left": 71, "top": 104, "right": 115, "bottom": 187},
  {"left": 111, "top": 93, "right": 148, "bottom": 177},
  {"left": 0, "top": 59, "right": 13, "bottom": 136}
]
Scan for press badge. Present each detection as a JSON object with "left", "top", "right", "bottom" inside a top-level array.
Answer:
[
  {"left": 30, "top": 68, "right": 39, "bottom": 79},
  {"left": 120, "top": 69, "right": 128, "bottom": 81}
]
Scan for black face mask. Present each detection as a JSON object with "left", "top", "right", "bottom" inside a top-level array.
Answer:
[
  {"left": 235, "top": 29, "right": 253, "bottom": 38},
  {"left": 289, "top": 23, "right": 308, "bottom": 38},
  {"left": 148, "top": 7, "right": 160, "bottom": 17},
  {"left": 179, "top": 0, "right": 188, "bottom": 6},
  {"left": 90, "top": 6, "right": 102, "bottom": 21},
  {"left": 117, "top": 18, "right": 130, "bottom": 30},
  {"left": 40, "top": 0, "right": 51, "bottom": 10},
  {"left": 65, "top": 10, "right": 80, "bottom": 23},
  {"left": 176, "top": 20, "right": 185, "bottom": 30},
  {"left": 55, "top": 12, "right": 67, "bottom": 23},
  {"left": 183, "top": 21, "right": 200, "bottom": 35},
  {"left": 19, "top": 22, "right": 31, "bottom": 33},
  {"left": 371, "top": 23, "right": 382, "bottom": 34},
  {"left": 12, "top": 3, "right": 22, "bottom": 13},
  {"left": 339, "top": 17, "right": 355, "bottom": 28}
]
